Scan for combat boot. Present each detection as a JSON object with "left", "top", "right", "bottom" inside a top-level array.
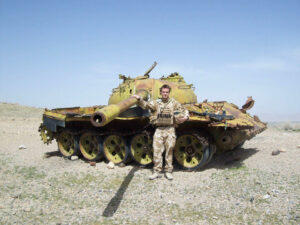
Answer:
[
  {"left": 149, "top": 172, "right": 162, "bottom": 180},
  {"left": 165, "top": 172, "right": 173, "bottom": 180}
]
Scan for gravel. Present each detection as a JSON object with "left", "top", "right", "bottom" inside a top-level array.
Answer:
[{"left": 0, "top": 103, "right": 299, "bottom": 224}]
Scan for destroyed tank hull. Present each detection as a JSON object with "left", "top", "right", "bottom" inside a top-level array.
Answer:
[{"left": 39, "top": 63, "right": 267, "bottom": 170}]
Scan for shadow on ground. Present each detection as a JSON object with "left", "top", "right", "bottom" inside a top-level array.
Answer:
[
  {"left": 43, "top": 150, "right": 61, "bottom": 158},
  {"left": 102, "top": 166, "right": 139, "bottom": 217},
  {"left": 204, "top": 147, "right": 259, "bottom": 170}
]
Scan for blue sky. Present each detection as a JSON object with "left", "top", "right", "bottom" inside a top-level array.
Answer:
[{"left": 0, "top": 0, "right": 300, "bottom": 121}]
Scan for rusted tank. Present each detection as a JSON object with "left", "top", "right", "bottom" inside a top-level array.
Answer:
[{"left": 39, "top": 62, "right": 267, "bottom": 170}]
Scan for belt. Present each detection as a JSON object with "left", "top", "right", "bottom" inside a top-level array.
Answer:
[{"left": 156, "top": 125, "right": 174, "bottom": 128}]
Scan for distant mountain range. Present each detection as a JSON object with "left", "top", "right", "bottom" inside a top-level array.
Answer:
[{"left": 259, "top": 113, "right": 300, "bottom": 122}]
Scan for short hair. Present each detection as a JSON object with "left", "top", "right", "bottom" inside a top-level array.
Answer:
[{"left": 159, "top": 84, "right": 171, "bottom": 93}]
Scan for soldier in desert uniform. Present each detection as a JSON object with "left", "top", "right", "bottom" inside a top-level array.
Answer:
[{"left": 133, "top": 84, "right": 189, "bottom": 180}]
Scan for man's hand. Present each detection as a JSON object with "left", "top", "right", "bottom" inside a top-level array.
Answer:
[
  {"left": 177, "top": 116, "right": 189, "bottom": 123},
  {"left": 132, "top": 95, "right": 141, "bottom": 100}
]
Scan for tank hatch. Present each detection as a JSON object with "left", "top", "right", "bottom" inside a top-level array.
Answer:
[
  {"left": 160, "top": 72, "right": 186, "bottom": 83},
  {"left": 161, "top": 72, "right": 194, "bottom": 91}
]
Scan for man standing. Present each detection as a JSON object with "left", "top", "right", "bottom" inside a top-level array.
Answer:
[{"left": 133, "top": 84, "right": 189, "bottom": 180}]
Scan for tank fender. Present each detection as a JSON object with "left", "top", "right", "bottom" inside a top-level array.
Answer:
[{"left": 43, "top": 115, "right": 65, "bottom": 132}]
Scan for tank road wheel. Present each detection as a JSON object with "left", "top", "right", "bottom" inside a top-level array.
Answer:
[
  {"left": 130, "top": 133, "right": 153, "bottom": 166},
  {"left": 174, "top": 133, "right": 210, "bottom": 170},
  {"left": 79, "top": 133, "right": 103, "bottom": 161},
  {"left": 103, "top": 135, "right": 129, "bottom": 164},
  {"left": 57, "top": 131, "right": 79, "bottom": 158}
]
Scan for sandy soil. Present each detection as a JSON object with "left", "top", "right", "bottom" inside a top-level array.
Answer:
[{"left": 0, "top": 103, "right": 299, "bottom": 224}]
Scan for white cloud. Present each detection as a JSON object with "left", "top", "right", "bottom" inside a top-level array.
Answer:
[
  {"left": 226, "top": 47, "right": 300, "bottom": 72},
  {"left": 226, "top": 58, "right": 291, "bottom": 71}
]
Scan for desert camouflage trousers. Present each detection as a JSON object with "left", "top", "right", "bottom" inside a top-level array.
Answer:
[{"left": 153, "top": 126, "right": 176, "bottom": 173}]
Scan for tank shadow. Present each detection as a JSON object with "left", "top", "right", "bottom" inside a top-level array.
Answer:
[
  {"left": 204, "top": 147, "right": 259, "bottom": 170},
  {"left": 43, "top": 150, "right": 61, "bottom": 158},
  {"left": 102, "top": 166, "right": 139, "bottom": 217}
]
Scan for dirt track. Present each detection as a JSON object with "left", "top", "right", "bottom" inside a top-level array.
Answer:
[{"left": 0, "top": 103, "right": 299, "bottom": 224}]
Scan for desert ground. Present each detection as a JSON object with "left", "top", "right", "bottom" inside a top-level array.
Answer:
[{"left": 0, "top": 102, "right": 299, "bottom": 225}]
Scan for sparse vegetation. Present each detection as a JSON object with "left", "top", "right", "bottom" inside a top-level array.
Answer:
[{"left": 14, "top": 166, "right": 47, "bottom": 180}]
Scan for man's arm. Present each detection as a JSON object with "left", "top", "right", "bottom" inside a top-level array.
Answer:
[
  {"left": 174, "top": 100, "right": 189, "bottom": 123},
  {"left": 132, "top": 95, "right": 157, "bottom": 111}
]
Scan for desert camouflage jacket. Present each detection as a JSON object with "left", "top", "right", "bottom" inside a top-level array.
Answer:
[{"left": 138, "top": 97, "right": 189, "bottom": 127}]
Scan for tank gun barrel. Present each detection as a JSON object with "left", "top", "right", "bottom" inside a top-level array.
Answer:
[
  {"left": 90, "top": 89, "right": 148, "bottom": 127},
  {"left": 143, "top": 61, "right": 157, "bottom": 77}
]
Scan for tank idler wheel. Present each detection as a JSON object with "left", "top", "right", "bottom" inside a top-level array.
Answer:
[
  {"left": 130, "top": 133, "right": 153, "bottom": 166},
  {"left": 57, "top": 131, "right": 79, "bottom": 158},
  {"left": 39, "top": 124, "right": 54, "bottom": 144},
  {"left": 79, "top": 133, "right": 103, "bottom": 161},
  {"left": 174, "top": 133, "right": 210, "bottom": 170},
  {"left": 103, "top": 135, "right": 129, "bottom": 164}
]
